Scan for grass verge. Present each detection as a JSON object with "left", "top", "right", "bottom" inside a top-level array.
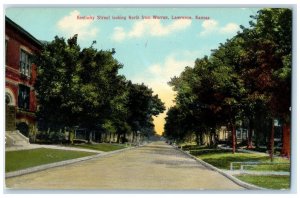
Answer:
[
  {"left": 71, "top": 143, "right": 127, "bottom": 152},
  {"left": 192, "top": 149, "right": 290, "bottom": 171},
  {"left": 185, "top": 146, "right": 291, "bottom": 189},
  {"left": 236, "top": 174, "right": 290, "bottom": 190},
  {"left": 6, "top": 148, "right": 95, "bottom": 172}
]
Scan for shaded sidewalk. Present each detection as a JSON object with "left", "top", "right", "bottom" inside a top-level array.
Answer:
[{"left": 6, "top": 143, "right": 104, "bottom": 153}]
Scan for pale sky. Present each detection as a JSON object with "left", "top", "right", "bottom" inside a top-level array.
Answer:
[{"left": 6, "top": 7, "right": 260, "bottom": 134}]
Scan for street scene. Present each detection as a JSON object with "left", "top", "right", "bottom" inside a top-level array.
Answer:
[
  {"left": 6, "top": 141, "right": 244, "bottom": 190},
  {"left": 4, "top": 7, "right": 292, "bottom": 191}
]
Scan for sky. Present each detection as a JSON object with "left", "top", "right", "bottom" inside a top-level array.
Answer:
[{"left": 5, "top": 7, "right": 261, "bottom": 135}]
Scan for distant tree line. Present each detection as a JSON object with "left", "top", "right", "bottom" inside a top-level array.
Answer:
[
  {"left": 34, "top": 35, "right": 165, "bottom": 144},
  {"left": 163, "top": 8, "right": 291, "bottom": 158}
]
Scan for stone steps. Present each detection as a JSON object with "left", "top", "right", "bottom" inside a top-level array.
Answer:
[{"left": 5, "top": 130, "right": 30, "bottom": 147}]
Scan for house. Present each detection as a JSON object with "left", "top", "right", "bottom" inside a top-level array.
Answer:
[{"left": 5, "top": 16, "right": 42, "bottom": 140}]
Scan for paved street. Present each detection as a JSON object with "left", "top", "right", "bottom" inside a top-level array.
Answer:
[{"left": 6, "top": 141, "right": 244, "bottom": 190}]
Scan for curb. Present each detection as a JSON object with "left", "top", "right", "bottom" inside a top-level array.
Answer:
[
  {"left": 174, "top": 146, "right": 267, "bottom": 190},
  {"left": 5, "top": 144, "right": 141, "bottom": 179}
]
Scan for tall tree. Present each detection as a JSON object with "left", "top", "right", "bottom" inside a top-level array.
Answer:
[
  {"left": 35, "top": 35, "right": 139, "bottom": 143},
  {"left": 34, "top": 36, "right": 82, "bottom": 131},
  {"left": 165, "top": 8, "right": 292, "bottom": 158},
  {"left": 239, "top": 8, "right": 292, "bottom": 158},
  {"left": 127, "top": 81, "right": 165, "bottom": 142}
]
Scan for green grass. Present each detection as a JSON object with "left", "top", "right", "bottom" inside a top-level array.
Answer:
[
  {"left": 6, "top": 148, "right": 95, "bottom": 172},
  {"left": 244, "top": 163, "right": 290, "bottom": 172},
  {"left": 71, "top": 143, "right": 127, "bottom": 152},
  {"left": 192, "top": 149, "right": 290, "bottom": 171},
  {"left": 189, "top": 147, "right": 291, "bottom": 189},
  {"left": 236, "top": 174, "right": 290, "bottom": 189}
]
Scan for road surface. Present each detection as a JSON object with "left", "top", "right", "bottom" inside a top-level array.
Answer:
[{"left": 6, "top": 141, "right": 244, "bottom": 190}]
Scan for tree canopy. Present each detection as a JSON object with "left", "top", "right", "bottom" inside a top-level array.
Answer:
[
  {"left": 164, "top": 8, "right": 292, "bottom": 156},
  {"left": 34, "top": 35, "right": 165, "bottom": 142}
]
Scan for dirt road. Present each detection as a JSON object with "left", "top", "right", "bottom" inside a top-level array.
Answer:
[{"left": 6, "top": 141, "right": 244, "bottom": 190}]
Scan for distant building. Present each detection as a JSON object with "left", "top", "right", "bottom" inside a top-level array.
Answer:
[{"left": 5, "top": 16, "right": 42, "bottom": 136}]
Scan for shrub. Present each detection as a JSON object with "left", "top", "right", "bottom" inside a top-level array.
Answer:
[
  {"left": 16, "top": 122, "right": 29, "bottom": 137},
  {"left": 49, "top": 131, "right": 64, "bottom": 143},
  {"left": 36, "top": 130, "right": 65, "bottom": 144},
  {"left": 73, "top": 139, "right": 88, "bottom": 144}
]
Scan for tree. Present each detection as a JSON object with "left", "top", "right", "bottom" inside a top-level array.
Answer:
[
  {"left": 239, "top": 8, "right": 292, "bottom": 158},
  {"left": 34, "top": 36, "right": 82, "bottom": 132},
  {"left": 165, "top": 8, "right": 292, "bottom": 158},
  {"left": 126, "top": 81, "right": 165, "bottom": 142},
  {"left": 35, "top": 35, "right": 147, "bottom": 143}
]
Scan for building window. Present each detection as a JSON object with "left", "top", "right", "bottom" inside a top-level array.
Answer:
[
  {"left": 18, "top": 84, "right": 30, "bottom": 110},
  {"left": 20, "top": 49, "right": 31, "bottom": 77}
]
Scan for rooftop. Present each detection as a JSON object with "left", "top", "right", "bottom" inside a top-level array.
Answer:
[{"left": 5, "top": 16, "right": 42, "bottom": 48}]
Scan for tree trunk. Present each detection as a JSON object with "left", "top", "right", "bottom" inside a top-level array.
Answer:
[
  {"left": 132, "top": 131, "right": 135, "bottom": 143},
  {"left": 104, "top": 132, "right": 107, "bottom": 143},
  {"left": 109, "top": 132, "right": 112, "bottom": 143},
  {"left": 281, "top": 123, "right": 290, "bottom": 158},
  {"left": 117, "top": 133, "right": 121, "bottom": 144},
  {"left": 68, "top": 128, "right": 71, "bottom": 143},
  {"left": 210, "top": 133, "right": 214, "bottom": 146},
  {"left": 199, "top": 131, "right": 204, "bottom": 145},
  {"left": 86, "top": 131, "right": 91, "bottom": 143},
  {"left": 113, "top": 133, "right": 116, "bottom": 143},
  {"left": 196, "top": 133, "right": 200, "bottom": 145},
  {"left": 247, "top": 118, "right": 254, "bottom": 149},
  {"left": 269, "top": 118, "right": 275, "bottom": 162},
  {"left": 98, "top": 131, "right": 102, "bottom": 142},
  {"left": 232, "top": 123, "right": 236, "bottom": 154}
]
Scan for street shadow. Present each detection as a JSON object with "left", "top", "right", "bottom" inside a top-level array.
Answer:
[
  {"left": 152, "top": 159, "right": 207, "bottom": 170},
  {"left": 138, "top": 147, "right": 183, "bottom": 156}
]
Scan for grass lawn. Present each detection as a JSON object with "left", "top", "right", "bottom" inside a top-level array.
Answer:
[
  {"left": 71, "top": 143, "right": 127, "bottom": 152},
  {"left": 236, "top": 174, "right": 290, "bottom": 189},
  {"left": 192, "top": 149, "right": 290, "bottom": 171},
  {"left": 6, "top": 148, "right": 95, "bottom": 173},
  {"left": 188, "top": 147, "right": 291, "bottom": 189}
]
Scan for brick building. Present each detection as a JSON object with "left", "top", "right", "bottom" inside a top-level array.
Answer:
[{"left": 5, "top": 16, "right": 42, "bottom": 137}]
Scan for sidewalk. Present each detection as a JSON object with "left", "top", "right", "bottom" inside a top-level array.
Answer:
[
  {"left": 218, "top": 146, "right": 289, "bottom": 160},
  {"left": 6, "top": 144, "right": 104, "bottom": 153},
  {"left": 224, "top": 170, "right": 290, "bottom": 176},
  {"left": 218, "top": 145, "right": 269, "bottom": 155}
]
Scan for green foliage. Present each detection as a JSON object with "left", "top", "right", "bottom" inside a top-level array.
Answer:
[
  {"left": 102, "top": 120, "right": 117, "bottom": 134},
  {"left": 16, "top": 122, "right": 29, "bottom": 137},
  {"left": 164, "top": 8, "right": 292, "bottom": 149},
  {"left": 29, "top": 125, "right": 38, "bottom": 143},
  {"left": 36, "top": 130, "right": 65, "bottom": 144},
  {"left": 127, "top": 82, "right": 165, "bottom": 138},
  {"left": 240, "top": 8, "right": 292, "bottom": 119},
  {"left": 34, "top": 35, "right": 165, "bottom": 143}
]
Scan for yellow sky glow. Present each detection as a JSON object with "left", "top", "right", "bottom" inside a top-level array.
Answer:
[{"left": 152, "top": 86, "right": 176, "bottom": 135}]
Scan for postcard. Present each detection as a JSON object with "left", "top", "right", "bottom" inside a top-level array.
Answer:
[{"left": 4, "top": 5, "right": 294, "bottom": 193}]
